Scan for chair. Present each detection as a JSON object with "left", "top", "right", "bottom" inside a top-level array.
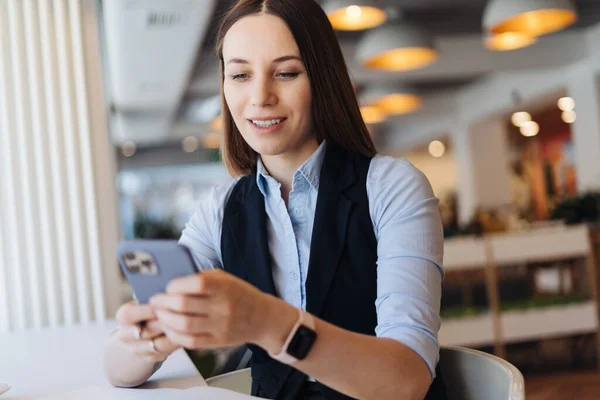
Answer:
[
  {"left": 206, "top": 346, "right": 525, "bottom": 400},
  {"left": 439, "top": 346, "right": 524, "bottom": 400}
]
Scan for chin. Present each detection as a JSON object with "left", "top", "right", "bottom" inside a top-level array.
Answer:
[
  {"left": 245, "top": 135, "right": 291, "bottom": 157},
  {"left": 252, "top": 142, "right": 290, "bottom": 157}
]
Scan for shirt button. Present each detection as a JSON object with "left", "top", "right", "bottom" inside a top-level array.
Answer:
[
  {"left": 290, "top": 272, "right": 299, "bottom": 281},
  {"left": 293, "top": 207, "right": 300, "bottom": 214}
]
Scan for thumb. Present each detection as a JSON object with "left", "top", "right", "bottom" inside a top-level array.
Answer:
[{"left": 166, "top": 269, "right": 225, "bottom": 295}]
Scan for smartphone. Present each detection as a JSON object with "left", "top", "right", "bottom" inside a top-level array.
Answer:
[{"left": 117, "top": 239, "right": 199, "bottom": 304}]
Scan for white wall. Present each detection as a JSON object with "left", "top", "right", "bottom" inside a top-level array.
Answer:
[{"left": 403, "top": 146, "right": 457, "bottom": 200}]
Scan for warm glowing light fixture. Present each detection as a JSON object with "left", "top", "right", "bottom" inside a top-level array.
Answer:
[
  {"left": 182, "top": 136, "right": 199, "bottom": 153},
  {"left": 520, "top": 120, "right": 540, "bottom": 137},
  {"left": 323, "top": 0, "right": 387, "bottom": 31},
  {"left": 429, "top": 141, "right": 446, "bottom": 158},
  {"left": 484, "top": 0, "right": 577, "bottom": 37},
  {"left": 202, "top": 132, "right": 221, "bottom": 149},
  {"left": 361, "top": 85, "right": 422, "bottom": 115},
  {"left": 558, "top": 96, "right": 575, "bottom": 111},
  {"left": 360, "top": 106, "right": 387, "bottom": 125},
  {"left": 484, "top": 31, "right": 537, "bottom": 51},
  {"left": 562, "top": 110, "right": 576, "bottom": 123},
  {"left": 511, "top": 111, "right": 532, "bottom": 127},
  {"left": 356, "top": 23, "right": 439, "bottom": 72},
  {"left": 121, "top": 141, "right": 136, "bottom": 157},
  {"left": 211, "top": 115, "right": 223, "bottom": 131}
]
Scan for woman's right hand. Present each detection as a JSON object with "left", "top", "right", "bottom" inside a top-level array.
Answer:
[{"left": 115, "top": 301, "right": 181, "bottom": 363}]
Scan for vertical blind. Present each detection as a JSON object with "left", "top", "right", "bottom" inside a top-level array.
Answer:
[{"left": 0, "top": 0, "right": 117, "bottom": 332}]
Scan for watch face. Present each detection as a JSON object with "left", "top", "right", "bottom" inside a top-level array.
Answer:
[{"left": 287, "top": 325, "right": 317, "bottom": 360}]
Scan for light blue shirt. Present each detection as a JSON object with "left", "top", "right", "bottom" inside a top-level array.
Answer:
[{"left": 179, "top": 141, "right": 444, "bottom": 378}]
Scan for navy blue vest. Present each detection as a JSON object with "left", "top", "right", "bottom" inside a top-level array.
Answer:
[{"left": 221, "top": 144, "right": 447, "bottom": 400}]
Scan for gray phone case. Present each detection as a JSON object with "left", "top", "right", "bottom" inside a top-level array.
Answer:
[{"left": 117, "top": 239, "right": 199, "bottom": 304}]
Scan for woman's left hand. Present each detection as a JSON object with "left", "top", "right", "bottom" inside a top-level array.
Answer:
[{"left": 149, "top": 269, "right": 296, "bottom": 353}]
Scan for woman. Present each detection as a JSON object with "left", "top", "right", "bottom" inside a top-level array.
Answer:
[{"left": 104, "top": 1, "right": 446, "bottom": 399}]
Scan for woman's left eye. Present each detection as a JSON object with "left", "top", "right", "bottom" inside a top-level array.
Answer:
[{"left": 277, "top": 72, "right": 299, "bottom": 80}]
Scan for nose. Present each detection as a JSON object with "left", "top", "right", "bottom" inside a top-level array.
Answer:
[{"left": 250, "top": 76, "right": 277, "bottom": 107}]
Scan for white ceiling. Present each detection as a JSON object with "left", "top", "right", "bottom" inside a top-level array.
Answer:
[{"left": 105, "top": 0, "right": 600, "bottom": 149}]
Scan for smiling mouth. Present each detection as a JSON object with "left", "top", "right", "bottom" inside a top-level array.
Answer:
[{"left": 250, "top": 118, "right": 287, "bottom": 128}]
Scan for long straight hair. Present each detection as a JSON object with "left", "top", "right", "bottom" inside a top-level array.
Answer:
[{"left": 216, "top": 0, "right": 376, "bottom": 176}]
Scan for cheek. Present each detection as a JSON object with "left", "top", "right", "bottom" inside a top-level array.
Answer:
[
  {"left": 295, "top": 86, "right": 313, "bottom": 126},
  {"left": 223, "top": 84, "right": 242, "bottom": 118}
]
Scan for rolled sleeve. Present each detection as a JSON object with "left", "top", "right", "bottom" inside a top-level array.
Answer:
[{"left": 368, "top": 156, "right": 444, "bottom": 380}]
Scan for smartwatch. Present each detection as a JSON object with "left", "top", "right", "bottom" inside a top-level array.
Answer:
[{"left": 268, "top": 309, "right": 317, "bottom": 364}]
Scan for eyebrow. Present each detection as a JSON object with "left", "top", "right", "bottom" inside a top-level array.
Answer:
[{"left": 226, "top": 55, "right": 302, "bottom": 65}]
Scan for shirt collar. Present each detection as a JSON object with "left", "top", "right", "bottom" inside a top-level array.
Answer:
[{"left": 255, "top": 140, "right": 327, "bottom": 196}]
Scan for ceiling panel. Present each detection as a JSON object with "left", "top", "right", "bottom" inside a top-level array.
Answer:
[{"left": 181, "top": 0, "right": 600, "bottom": 125}]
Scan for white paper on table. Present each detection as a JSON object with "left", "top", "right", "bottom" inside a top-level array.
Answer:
[{"left": 37, "top": 386, "right": 268, "bottom": 400}]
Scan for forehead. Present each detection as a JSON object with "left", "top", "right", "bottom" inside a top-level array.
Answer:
[{"left": 223, "top": 14, "right": 300, "bottom": 61}]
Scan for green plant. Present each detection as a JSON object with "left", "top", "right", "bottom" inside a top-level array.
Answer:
[
  {"left": 500, "top": 294, "right": 586, "bottom": 312},
  {"left": 549, "top": 191, "right": 600, "bottom": 225},
  {"left": 441, "top": 306, "right": 486, "bottom": 319},
  {"left": 133, "top": 212, "right": 180, "bottom": 239}
]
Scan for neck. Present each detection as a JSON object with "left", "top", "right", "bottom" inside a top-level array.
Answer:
[{"left": 260, "top": 138, "right": 319, "bottom": 202}]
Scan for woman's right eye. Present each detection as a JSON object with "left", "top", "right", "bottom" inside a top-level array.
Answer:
[{"left": 231, "top": 73, "right": 249, "bottom": 81}]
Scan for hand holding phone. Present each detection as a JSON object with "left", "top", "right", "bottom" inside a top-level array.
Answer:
[{"left": 115, "top": 240, "right": 196, "bottom": 362}]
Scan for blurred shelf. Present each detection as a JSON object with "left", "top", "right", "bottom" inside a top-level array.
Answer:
[
  {"left": 439, "top": 314, "right": 494, "bottom": 347},
  {"left": 489, "top": 224, "right": 590, "bottom": 266},
  {"left": 440, "top": 302, "right": 598, "bottom": 348},
  {"left": 501, "top": 301, "right": 598, "bottom": 343},
  {"left": 443, "top": 224, "right": 591, "bottom": 271},
  {"left": 441, "top": 224, "right": 600, "bottom": 361},
  {"left": 444, "top": 236, "right": 487, "bottom": 272}
]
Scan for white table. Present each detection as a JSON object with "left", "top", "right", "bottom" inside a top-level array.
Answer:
[{"left": 0, "top": 321, "right": 205, "bottom": 399}]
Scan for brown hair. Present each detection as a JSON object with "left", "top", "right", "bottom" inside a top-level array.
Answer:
[{"left": 216, "top": 0, "right": 376, "bottom": 176}]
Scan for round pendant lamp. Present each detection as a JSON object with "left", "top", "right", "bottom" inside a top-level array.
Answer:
[
  {"left": 323, "top": 0, "right": 387, "bottom": 31},
  {"left": 484, "top": 31, "right": 538, "bottom": 51},
  {"left": 360, "top": 106, "right": 387, "bottom": 125},
  {"left": 356, "top": 23, "right": 438, "bottom": 72},
  {"left": 483, "top": 0, "right": 577, "bottom": 37},
  {"left": 361, "top": 84, "right": 422, "bottom": 115}
]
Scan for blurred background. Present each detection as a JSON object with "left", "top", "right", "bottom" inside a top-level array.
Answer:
[{"left": 2, "top": 0, "right": 600, "bottom": 397}]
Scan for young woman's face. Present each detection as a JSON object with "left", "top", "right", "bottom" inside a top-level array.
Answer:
[{"left": 222, "top": 14, "right": 316, "bottom": 160}]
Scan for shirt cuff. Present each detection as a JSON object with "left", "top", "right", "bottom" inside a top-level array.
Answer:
[{"left": 376, "top": 325, "right": 439, "bottom": 381}]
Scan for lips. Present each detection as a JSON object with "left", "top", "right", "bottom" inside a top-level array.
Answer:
[
  {"left": 246, "top": 117, "right": 287, "bottom": 135},
  {"left": 249, "top": 117, "right": 287, "bottom": 128}
]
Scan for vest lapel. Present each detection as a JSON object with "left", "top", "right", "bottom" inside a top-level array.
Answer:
[
  {"left": 306, "top": 144, "right": 356, "bottom": 317},
  {"left": 222, "top": 177, "right": 277, "bottom": 297}
]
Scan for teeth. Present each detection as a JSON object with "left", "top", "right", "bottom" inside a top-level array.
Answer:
[{"left": 252, "top": 118, "right": 283, "bottom": 128}]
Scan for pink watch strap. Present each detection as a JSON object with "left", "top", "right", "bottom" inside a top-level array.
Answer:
[{"left": 268, "top": 309, "right": 315, "bottom": 364}]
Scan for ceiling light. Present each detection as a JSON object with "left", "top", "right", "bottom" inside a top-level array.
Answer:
[
  {"left": 202, "top": 132, "right": 221, "bottom": 149},
  {"left": 356, "top": 23, "right": 439, "bottom": 72},
  {"left": 562, "top": 110, "right": 576, "bottom": 123},
  {"left": 558, "top": 96, "right": 575, "bottom": 111},
  {"left": 182, "top": 136, "right": 199, "bottom": 153},
  {"left": 360, "top": 106, "right": 387, "bottom": 125},
  {"left": 484, "top": 32, "right": 537, "bottom": 51},
  {"left": 520, "top": 120, "right": 539, "bottom": 137},
  {"left": 484, "top": 0, "right": 577, "bottom": 37},
  {"left": 429, "top": 140, "right": 446, "bottom": 158},
  {"left": 323, "top": 0, "right": 387, "bottom": 31},
  {"left": 121, "top": 141, "right": 136, "bottom": 157},
  {"left": 211, "top": 115, "right": 223, "bottom": 131},
  {"left": 511, "top": 111, "right": 532, "bottom": 127},
  {"left": 361, "top": 84, "right": 423, "bottom": 115}
]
